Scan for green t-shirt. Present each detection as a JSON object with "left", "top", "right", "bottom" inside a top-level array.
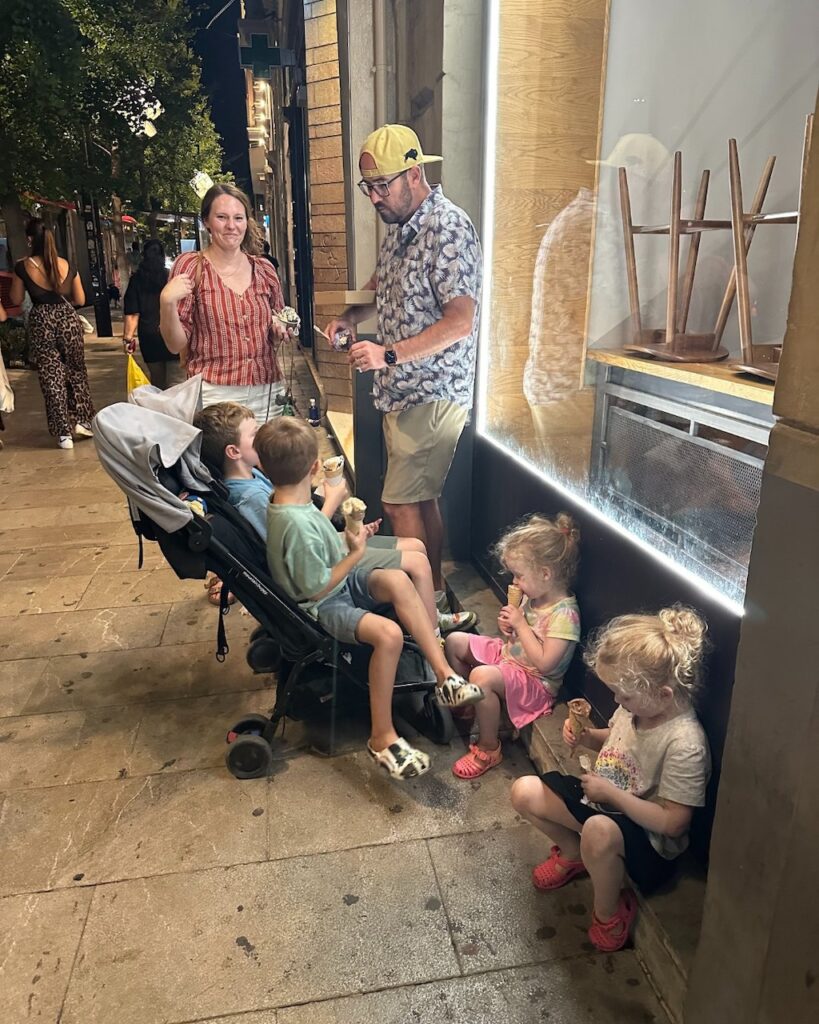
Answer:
[{"left": 266, "top": 501, "right": 346, "bottom": 611}]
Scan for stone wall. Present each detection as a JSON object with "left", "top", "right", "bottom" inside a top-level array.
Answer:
[{"left": 304, "top": 0, "right": 353, "bottom": 412}]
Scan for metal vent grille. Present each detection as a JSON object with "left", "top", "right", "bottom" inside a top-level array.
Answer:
[{"left": 602, "top": 406, "right": 763, "bottom": 584}]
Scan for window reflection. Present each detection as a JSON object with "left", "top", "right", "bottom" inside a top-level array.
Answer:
[{"left": 479, "top": 0, "right": 817, "bottom": 606}]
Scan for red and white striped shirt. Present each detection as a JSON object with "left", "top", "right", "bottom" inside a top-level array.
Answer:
[{"left": 170, "top": 252, "right": 285, "bottom": 387}]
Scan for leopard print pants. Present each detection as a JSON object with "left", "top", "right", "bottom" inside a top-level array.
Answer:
[{"left": 29, "top": 303, "right": 96, "bottom": 437}]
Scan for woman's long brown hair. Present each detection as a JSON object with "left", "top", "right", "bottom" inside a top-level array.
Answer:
[{"left": 26, "top": 218, "right": 63, "bottom": 291}]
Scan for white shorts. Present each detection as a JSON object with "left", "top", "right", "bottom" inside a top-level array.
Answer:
[{"left": 200, "top": 381, "right": 286, "bottom": 423}]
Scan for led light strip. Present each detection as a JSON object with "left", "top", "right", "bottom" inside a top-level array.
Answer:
[
  {"left": 476, "top": 0, "right": 500, "bottom": 434},
  {"left": 478, "top": 433, "right": 745, "bottom": 616}
]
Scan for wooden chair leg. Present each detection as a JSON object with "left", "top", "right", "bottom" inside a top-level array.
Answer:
[
  {"left": 678, "top": 168, "right": 710, "bottom": 334},
  {"left": 724, "top": 142, "right": 769, "bottom": 360},
  {"left": 667, "top": 152, "right": 682, "bottom": 351},
  {"left": 618, "top": 167, "right": 642, "bottom": 344},
  {"left": 713, "top": 155, "right": 774, "bottom": 349}
]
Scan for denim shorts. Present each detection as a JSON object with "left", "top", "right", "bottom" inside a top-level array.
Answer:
[{"left": 315, "top": 566, "right": 391, "bottom": 644}]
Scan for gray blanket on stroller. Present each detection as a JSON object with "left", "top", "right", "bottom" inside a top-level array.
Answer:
[{"left": 93, "top": 375, "right": 213, "bottom": 532}]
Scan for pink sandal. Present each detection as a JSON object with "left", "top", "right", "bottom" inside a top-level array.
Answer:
[
  {"left": 452, "top": 743, "right": 503, "bottom": 779},
  {"left": 532, "top": 845, "right": 588, "bottom": 891},
  {"left": 588, "top": 889, "right": 637, "bottom": 952}
]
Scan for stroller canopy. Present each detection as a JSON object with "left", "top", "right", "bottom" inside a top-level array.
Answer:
[{"left": 93, "top": 375, "right": 213, "bottom": 533}]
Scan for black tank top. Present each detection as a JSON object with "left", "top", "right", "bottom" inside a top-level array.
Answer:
[{"left": 15, "top": 259, "right": 76, "bottom": 306}]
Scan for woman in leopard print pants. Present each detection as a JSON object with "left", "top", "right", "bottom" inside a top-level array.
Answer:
[
  {"left": 28, "top": 300, "right": 95, "bottom": 437},
  {"left": 11, "top": 219, "right": 95, "bottom": 447}
]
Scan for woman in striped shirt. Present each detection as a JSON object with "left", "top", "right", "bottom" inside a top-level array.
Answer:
[{"left": 160, "top": 184, "right": 290, "bottom": 421}]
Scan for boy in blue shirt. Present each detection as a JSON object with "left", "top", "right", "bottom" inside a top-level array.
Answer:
[
  {"left": 194, "top": 402, "right": 475, "bottom": 635},
  {"left": 255, "top": 416, "right": 484, "bottom": 779}
]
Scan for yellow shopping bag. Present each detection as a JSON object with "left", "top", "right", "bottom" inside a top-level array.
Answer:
[{"left": 126, "top": 354, "right": 150, "bottom": 393}]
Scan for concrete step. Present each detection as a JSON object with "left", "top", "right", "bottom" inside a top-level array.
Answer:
[{"left": 521, "top": 712, "right": 705, "bottom": 1024}]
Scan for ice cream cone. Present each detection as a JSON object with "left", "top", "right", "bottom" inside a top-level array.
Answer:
[
  {"left": 507, "top": 584, "right": 523, "bottom": 608},
  {"left": 567, "top": 698, "right": 592, "bottom": 755},
  {"left": 341, "top": 496, "right": 366, "bottom": 535},
  {"left": 323, "top": 455, "right": 345, "bottom": 486}
]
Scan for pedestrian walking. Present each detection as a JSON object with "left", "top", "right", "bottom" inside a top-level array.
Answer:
[
  {"left": 159, "top": 183, "right": 290, "bottom": 422},
  {"left": 123, "top": 240, "right": 185, "bottom": 390},
  {"left": 10, "top": 219, "right": 95, "bottom": 449},
  {"left": 325, "top": 124, "right": 483, "bottom": 606}
]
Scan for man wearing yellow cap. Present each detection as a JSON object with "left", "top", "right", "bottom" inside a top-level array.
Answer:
[{"left": 326, "top": 125, "right": 482, "bottom": 620}]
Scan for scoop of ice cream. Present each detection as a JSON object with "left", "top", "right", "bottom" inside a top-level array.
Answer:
[
  {"left": 323, "top": 456, "right": 344, "bottom": 475},
  {"left": 341, "top": 497, "right": 366, "bottom": 518},
  {"left": 331, "top": 328, "right": 352, "bottom": 351},
  {"left": 276, "top": 306, "right": 301, "bottom": 329}
]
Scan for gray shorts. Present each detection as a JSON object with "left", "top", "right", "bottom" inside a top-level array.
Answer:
[
  {"left": 315, "top": 566, "right": 390, "bottom": 644},
  {"left": 358, "top": 535, "right": 401, "bottom": 572}
]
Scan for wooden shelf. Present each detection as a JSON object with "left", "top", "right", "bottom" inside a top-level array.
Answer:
[{"left": 587, "top": 347, "right": 774, "bottom": 406}]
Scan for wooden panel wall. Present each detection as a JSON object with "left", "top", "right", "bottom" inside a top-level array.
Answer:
[
  {"left": 484, "top": 0, "right": 608, "bottom": 478},
  {"left": 304, "top": 0, "right": 353, "bottom": 412}
]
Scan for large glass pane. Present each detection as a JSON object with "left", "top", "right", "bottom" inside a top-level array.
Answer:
[{"left": 479, "top": 0, "right": 819, "bottom": 608}]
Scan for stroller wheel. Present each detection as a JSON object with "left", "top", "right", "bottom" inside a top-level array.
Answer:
[
  {"left": 423, "top": 693, "right": 455, "bottom": 745},
  {"left": 246, "top": 637, "right": 282, "bottom": 675},
  {"left": 226, "top": 713, "right": 272, "bottom": 743},
  {"left": 225, "top": 734, "right": 273, "bottom": 779},
  {"left": 249, "top": 625, "right": 269, "bottom": 644}
]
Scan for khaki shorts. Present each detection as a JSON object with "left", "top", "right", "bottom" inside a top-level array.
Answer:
[{"left": 382, "top": 400, "right": 468, "bottom": 504}]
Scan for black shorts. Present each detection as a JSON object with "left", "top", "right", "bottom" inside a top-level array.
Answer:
[{"left": 540, "top": 771, "right": 678, "bottom": 894}]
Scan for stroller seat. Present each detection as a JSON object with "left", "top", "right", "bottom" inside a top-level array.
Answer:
[{"left": 92, "top": 379, "right": 453, "bottom": 779}]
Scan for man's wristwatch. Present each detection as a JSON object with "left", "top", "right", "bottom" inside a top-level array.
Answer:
[{"left": 384, "top": 343, "right": 397, "bottom": 366}]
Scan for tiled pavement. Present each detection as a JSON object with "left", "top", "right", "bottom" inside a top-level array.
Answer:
[{"left": 0, "top": 331, "right": 666, "bottom": 1022}]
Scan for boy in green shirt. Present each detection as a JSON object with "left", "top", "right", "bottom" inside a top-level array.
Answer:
[{"left": 256, "top": 417, "right": 484, "bottom": 780}]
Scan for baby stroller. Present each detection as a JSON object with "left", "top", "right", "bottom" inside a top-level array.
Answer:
[{"left": 93, "top": 377, "right": 454, "bottom": 779}]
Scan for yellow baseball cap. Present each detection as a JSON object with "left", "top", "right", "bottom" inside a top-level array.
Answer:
[{"left": 359, "top": 124, "right": 442, "bottom": 180}]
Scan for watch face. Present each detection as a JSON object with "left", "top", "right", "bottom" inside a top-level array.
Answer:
[{"left": 385, "top": 348, "right": 397, "bottom": 365}]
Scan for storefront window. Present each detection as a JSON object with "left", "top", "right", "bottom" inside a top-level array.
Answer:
[{"left": 478, "top": 0, "right": 818, "bottom": 609}]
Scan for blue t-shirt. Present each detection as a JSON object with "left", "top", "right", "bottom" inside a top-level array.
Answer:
[{"left": 224, "top": 469, "right": 273, "bottom": 541}]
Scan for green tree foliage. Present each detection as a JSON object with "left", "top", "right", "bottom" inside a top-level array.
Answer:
[
  {"left": 0, "top": 2, "right": 86, "bottom": 198},
  {"left": 0, "top": 0, "right": 225, "bottom": 210}
]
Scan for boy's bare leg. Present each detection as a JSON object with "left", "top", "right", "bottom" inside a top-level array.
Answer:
[
  {"left": 368, "top": 569, "right": 454, "bottom": 683},
  {"left": 395, "top": 537, "right": 426, "bottom": 555},
  {"left": 398, "top": 549, "right": 437, "bottom": 629},
  {"left": 355, "top": 612, "right": 403, "bottom": 751}
]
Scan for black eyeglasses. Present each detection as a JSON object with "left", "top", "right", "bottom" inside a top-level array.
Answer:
[{"left": 356, "top": 170, "right": 409, "bottom": 198}]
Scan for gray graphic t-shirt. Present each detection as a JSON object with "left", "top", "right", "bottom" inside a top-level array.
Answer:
[
  {"left": 592, "top": 706, "right": 711, "bottom": 859},
  {"left": 372, "top": 186, "right": 482, "bottom": 413}
]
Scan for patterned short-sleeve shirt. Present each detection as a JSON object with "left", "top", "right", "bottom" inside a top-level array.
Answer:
[{"left": 372, "top": 186, "right": 482, "bottom": 413}]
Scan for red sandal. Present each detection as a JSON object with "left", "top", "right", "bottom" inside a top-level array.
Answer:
[
  {"left": 588, "top": 889, "right": 637, "bottom": 952},
  {"left": 532, "top": 845, "right": 588, "bottom": 891},
  {"left": 452, "top": 742, "right": 503, "bottom": 779}
]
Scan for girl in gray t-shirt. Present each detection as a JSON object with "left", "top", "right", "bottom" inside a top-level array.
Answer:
[{"left": 511, "top": 607, "right": 711, "bottom": 954}]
